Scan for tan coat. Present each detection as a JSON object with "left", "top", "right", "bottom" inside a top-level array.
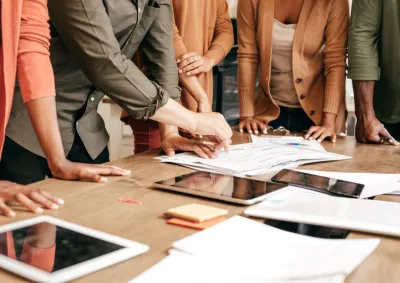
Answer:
[
  {"left": 171, "top": 0, "right": 234, "bottom": 111},
  {"left": 237, "top": 0, "right": 349, "bottom": 133}
]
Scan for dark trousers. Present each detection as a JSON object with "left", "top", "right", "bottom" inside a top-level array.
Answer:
[
  {"left": 383, "top": 122, "right": 400, "bottom": 140},
  {"left": 269, "top": 106, "right": 315, "bottom": 132},
  {"left": 0, "top": 135, "right": 109, "bottom": 185}
]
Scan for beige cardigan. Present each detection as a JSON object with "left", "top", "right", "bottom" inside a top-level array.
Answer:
[{"left": 237, "top": 0, "right": 349, "bottom": 133}]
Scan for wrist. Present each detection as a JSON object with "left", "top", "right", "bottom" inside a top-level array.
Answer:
[
  {"left": 187, "top": 112, "right": 200, "bottom": 134},
  {"left": 48, "top": 157, "right": 68, "bottom": 175},
  {"left": 240, "top": 116, "right": 253, "bottom": 121},
  {"left": 322, "top": 112, "right": 336, "bottom": 128},
  {"left": 162, "top": 131, "right": 180, "bottom": 141},
  {"left": 203, "top": 54, "right": 216, "bottom": 71},
  {"left": 195, "top": 93, "right": 208, "bottom": 103},
  {"left": 356, "top": 110, "right": 377, "bottom": 122}
]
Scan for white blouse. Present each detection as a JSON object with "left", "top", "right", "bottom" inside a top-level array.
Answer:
[{"left": 270, "top": 19, "right": 301, "bottom": 108}]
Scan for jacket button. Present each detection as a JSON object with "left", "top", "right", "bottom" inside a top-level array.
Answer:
[
  {"left": 296, "top": 78, "right": 303, "bottom": 83},
  {"left": 300, "top": 94, "right": 306, "bottom": 100},
  {"left": 309, "top": 110, "right": 315, "bottom": 116}
]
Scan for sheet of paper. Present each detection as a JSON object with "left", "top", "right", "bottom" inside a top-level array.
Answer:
[
  {"left": 156, "top": 142, "right": 351, "bottom": 176},
  {"left": 297, "top": 170, "right": 400, "bottom": 198},
  {"left": 172, "top": 216, "right": 379, "bottom": 280},
  {"left": 245, "top": 186, "right": 400, "bottom": 238},
  {"left": 130, "top": 251, "right": 346, "bottom": 283},
  {"left": 251, "top": 135, "right": 326, "bottom": 152}
]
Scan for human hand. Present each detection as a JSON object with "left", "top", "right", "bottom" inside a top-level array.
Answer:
[
  {"left": 304, "top": 125, "right": 336, "bottom": 143},
  {"left": 49, "top": 160, "right": 131, "bottom": 183},
  {"left": 190, "top": 112, "right": 232, "bottom": 152},
  {"left": 0, "top": 181, "right": 64, "bottom": 217},
  {"left": 161, "top": 133, "right": 217, "bottom": 159},
  {"left": 177, "top": 52, "right": 215, "bottom": 76},
  {"left": 305, "top": 113, "right": 337, "bottom": 143},
  {"left": 355, "top": 115, "right": 399, "bottom": 145},
  {"left": 238, "top": 117, "right": 268, "bottom": 135}
]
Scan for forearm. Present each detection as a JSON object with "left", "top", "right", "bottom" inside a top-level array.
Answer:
[
  {"left": 179, "top": 75, "right": 208, "bottom": 102},
  {"left": 353, "top": 80, "right": 376, "bottom": 119},
  {"left": 151, "top": 99, "right": 197, "bottom": 132},
  {"left": 25, "top": 97, "right": 66, "bottom": 170}
]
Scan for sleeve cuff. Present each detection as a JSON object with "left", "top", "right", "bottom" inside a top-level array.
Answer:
[
  {"left": 239, "top": 87, "right": 256, "bottom": 117},
  {"left": 140, "top": 82, "right": 170, "bottom": 120},
  {"left": 21, "top": 241, "right": 56, "bottom": 273},
  {"left": 323, "top": 83, "right": 344, "bottom": 115},
  {"left": 174, "top": 45, "right": 188, "bottom": 59},
  {"left": 347, "top": 65, "right": 381, "bottom": 81}
]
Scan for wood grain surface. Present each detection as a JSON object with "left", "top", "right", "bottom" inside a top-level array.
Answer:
[{"left": 0, "top": 130, "right": 399, "bottom": 283}]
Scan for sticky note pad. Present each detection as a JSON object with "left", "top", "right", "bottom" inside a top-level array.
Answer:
[
  {"left": 167, "top": 203, "right": 228, "bottom": 223},
  {"left": 167, "top": 217, "right": 227, "bottom": 230}
]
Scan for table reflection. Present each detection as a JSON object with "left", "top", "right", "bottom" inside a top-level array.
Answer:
[
  {"left": 0, "top": 223, "right": 56, "bottom": 272},
  {"left": 163, "top": 172, "right": 285, "bottom": 200}
]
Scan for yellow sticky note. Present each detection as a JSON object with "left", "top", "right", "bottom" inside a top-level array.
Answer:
[{"left": 167, "top": 203, "right": 228, "bottom": 223}]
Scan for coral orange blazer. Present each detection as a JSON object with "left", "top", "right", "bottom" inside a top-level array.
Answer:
[{"left": 0, "top": 0, "right": 55, "bottom": 155}]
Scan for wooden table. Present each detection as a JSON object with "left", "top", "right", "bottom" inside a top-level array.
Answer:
[{"left": 0, "top": 131, "right": 399, "bottom": 283}]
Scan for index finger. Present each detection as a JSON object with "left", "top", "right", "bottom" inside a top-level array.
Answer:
[
  {"left": 178, "top": 56, "right": 199, "bottom": 70},
  {"left": 177, "top": 52, "right": 196, "bottom": 63},
  {"left": 0, "top": 202, "right": 16, "bottom": 217},
  {"left": 380, "top": 128, "right": 400, "bottom": 146},
  {"left": 222, "top": 139, "right": 230, "bottom": 153}
]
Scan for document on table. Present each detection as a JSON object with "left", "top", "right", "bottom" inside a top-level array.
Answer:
[
  {"left": 170, "top": 216, "right": 379, "bottom": 280},
  {"left": 297, "top": 170, "right": 400, "bottom": 198},
  {"left": 245, "top": 186, "right": 400, "bottom": 237},
  {"left": 130, "top": 251, "right": 347, "bottom": 283},
  {"left": 156, "top": 141, "right": 351, "bottom": 177},
  {"left": 251, "top": 135, "right": 326, "bottom": 152}
]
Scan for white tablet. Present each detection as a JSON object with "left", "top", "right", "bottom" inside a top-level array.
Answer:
[
  {"left": 154, "top": 171, "right": 286, "bottom": 205},
  {"left": 0, "top": 216, "right": 149, "bottom": 283}
]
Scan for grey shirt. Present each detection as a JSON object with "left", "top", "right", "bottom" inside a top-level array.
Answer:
[{"left": 6, "top": 0, "right": 180, "bottom": 159}]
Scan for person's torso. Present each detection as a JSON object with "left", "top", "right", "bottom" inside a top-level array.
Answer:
[
  {"left": 6, "top": 0, "right": 156, "bottom": 159},
  {"left": 374, "top": 1, "right": 400, "bottom": 123},
  {"left": 252, "top": 0, "right": 345, "bottom": 130}
]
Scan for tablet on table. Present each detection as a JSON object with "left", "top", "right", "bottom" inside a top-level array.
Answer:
[{"left": 0, "top": 216, "right": 149, "bottom": 283}]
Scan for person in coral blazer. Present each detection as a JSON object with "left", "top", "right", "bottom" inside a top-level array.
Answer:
[{"left": 0, "top": 0, "right": 133, "bottom": 216}]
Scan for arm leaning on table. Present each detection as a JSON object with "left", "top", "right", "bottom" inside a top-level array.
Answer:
[
  {"left": 348, "top": 0, "right": 399, "bottom": 145},
  {"left": 47, "top": 0, "right": 232, "bottom": 151},
  {"left": 140, "top": 0, "right": 221, "bottom": 158},
  {"left": 17, "top": 0, "right": 131, "bottom": 182},
  {"left": 236, "top": 0, "right": 266, "bottom": 134},
  {"left": 304, "top": 0, "right": 349, "bottom": 143}
]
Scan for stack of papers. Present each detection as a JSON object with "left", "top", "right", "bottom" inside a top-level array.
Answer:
[
  {"left": 245, "top": 186, "right": 400, "bottom": 237},
  {"left": 156, "top": 136, "right": 351, "bottom": 177},
  {"left": 131, "top": 216, "right": 379, "bottom": 283}
]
